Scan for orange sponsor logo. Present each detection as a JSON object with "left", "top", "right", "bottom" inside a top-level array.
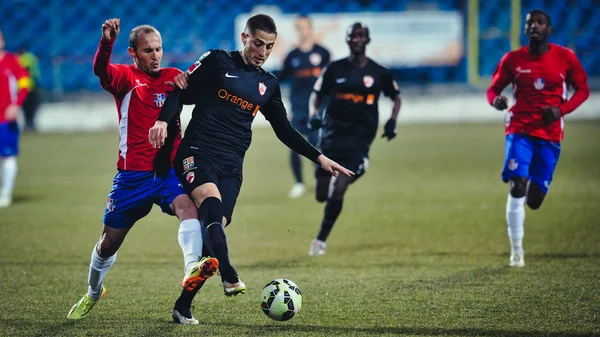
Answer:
[
  {"left": 217, "top": 89, "right": 260, "bottom": 115},
  {"left": 336, "top": 93, "right": 376, "bottom": 105},
  {"left": 295, "top": 67, "right": 322, "bottom": 78}
]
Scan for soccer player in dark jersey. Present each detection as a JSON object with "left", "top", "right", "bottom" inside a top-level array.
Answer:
[
  {"left": 279, "top": 15, "right": 330, "bottom": 198},
  {"left": 148, "top": 13, "right": 353, "bottom": 321},
  {"left": 306, "top": 22, "right": 401, "bottom": 257},
  {"left": 67, "top": 19, "right": 218, "bottom": 325},
  {"left": 487, "top": 10, "right": 589, "bottom": 267}
]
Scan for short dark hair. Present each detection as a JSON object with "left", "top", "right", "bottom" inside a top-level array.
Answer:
[
  {"left": 347, "top": 22, "right": 370, "bottom": 39},
  {"left": 129, "top": 25, "right": 160, "bottom": 50},
  {"left": 296, "top": 14, "right": 312, "bottom": 26},
  {"left": 245, "top": 14, "right": 277, "bottom": 35},
  {"left": 528, "top": 9, "right": 552, "bottom": 26}
]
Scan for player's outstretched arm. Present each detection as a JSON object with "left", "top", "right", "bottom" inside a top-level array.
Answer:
[{"left": 316, "top": 155, "right": 354, "bottom": 177}]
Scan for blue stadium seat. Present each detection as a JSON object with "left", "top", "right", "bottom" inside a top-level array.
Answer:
[{"left": 4, "top": 0, "right": 597, "bottom": 92}]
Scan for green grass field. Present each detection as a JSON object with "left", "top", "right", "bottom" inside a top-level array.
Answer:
[{"left": 1, "top": 122, "right": 599, "bottom": 337}]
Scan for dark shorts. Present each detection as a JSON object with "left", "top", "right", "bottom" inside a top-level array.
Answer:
[
  {"left": 103, "top": 168, "right": 185, "bottom": 229},
  {"left": 174, "top": 148, "right": 242, "bottom": 225},
  {"left": 316, "top": 150, "right": 369, "bottom": 182}
]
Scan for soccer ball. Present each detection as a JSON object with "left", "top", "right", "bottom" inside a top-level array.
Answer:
[{"left": 259, "top": 278, "right": 302, "bottom": 321}]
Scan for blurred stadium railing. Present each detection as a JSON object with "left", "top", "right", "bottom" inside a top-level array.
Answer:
[{"left": 3, "top": 0, "right": 598, "bottom": 97}]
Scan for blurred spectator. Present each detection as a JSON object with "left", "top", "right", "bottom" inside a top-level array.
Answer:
[
  {"left": 279, "top": 15, "right": 330, "bottom": 199},
  {"left": 0, "top": 30, "right": 30, "bottom": 208},
  {"left": 17, "top": 45, "right": 41, "bottom": 132}
]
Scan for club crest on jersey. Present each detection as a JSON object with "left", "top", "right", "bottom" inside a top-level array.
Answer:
[
  {"left": 154, "top": 93, "right": 166, "bottom": 107},
  {"left": 363, "top": 75, "right": 374, "bottom": 88},
  {"left": 186, "top": 171, "right": 195, "bottom": 184},
  {"left": 533, "top": 78, "right": 545, "bottom": 90},
  {"left": 309, "top": 53, "right": 322, "bottom": 66},
  {"left": 106, "top": 198, "right": 116, "bottom": 212},
  {"left": 258, "top": 82, "right": 267, "bottom": 96},
  {"left": 508, "top": 159, "right": 518, "bottom": 171},
  {"left": 183, "top": 156, "right": 194, "bottom": 171}
]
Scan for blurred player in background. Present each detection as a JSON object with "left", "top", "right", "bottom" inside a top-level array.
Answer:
[
  {"left": 67, "top": 18, "right": 218, "bottom": 325},
  {"left": 487, "top": 9, "right": 589, "bottom": 267},
  {"left": 0, "top": 30, "right": 30, "bottom": 208},
  {"left": 17, "top": 45, "right": 41, "bottom": 132},
  {"left": 307, "top": 22, "right": 401, "bottom": 256},
  {"left": 279, "top": 14, "right": 330, "bottom": 198},
  {"left": 148, "top": 14, "right": 353, "bottom": 321}
]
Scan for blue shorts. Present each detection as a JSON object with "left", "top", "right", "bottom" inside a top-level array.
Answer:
[
  {"left": 103, "top": 168, "right": 186, "bottom": 229},
  {"left": 0, "top": 122, "right": 20, "bottom": 157},
  {"left": 502, "top": 134, "right": 561, "bottom": 194}
]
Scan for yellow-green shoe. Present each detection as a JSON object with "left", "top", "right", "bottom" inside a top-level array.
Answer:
[
  {"left": 182, "top": 257, "right": 219, "bottom": 292},
  {"left": 67, "top": 287, "right": 107, "bottom": 319}
]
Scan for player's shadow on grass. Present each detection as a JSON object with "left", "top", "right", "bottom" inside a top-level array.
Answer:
[
  {"left": 12, "top": 195, "right": 39, "bottom": 204},
  {"left": 211, "top": 322, "right": 597, "bottom": 337}
]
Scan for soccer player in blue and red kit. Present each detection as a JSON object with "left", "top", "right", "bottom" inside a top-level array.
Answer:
[
  {"left": 487, "top": 9, "right": 589, "bottom": 267},
  {"left": 67, "top": 18, "right": 218, "bottom": 325},
  {"left": 279, "top": 15, "right": 330, "bottom": 198},
  {"left": 148, "top": 14, "right": 353, "bottom": 322},
  {"left": 0, "top": 29, "right": 30, "bottom": 208}
]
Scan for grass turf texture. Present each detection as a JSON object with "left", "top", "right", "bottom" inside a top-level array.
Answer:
[{"left": 1, "top": 121, "right": 598, "bottom": 336}]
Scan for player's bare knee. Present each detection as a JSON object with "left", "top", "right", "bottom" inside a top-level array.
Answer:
[
  {"left": 171, "top": 194, "right": 198, "bottom": 220},
  {"left": 191, "top": 183, "right": 220, "bottom": 207},
  {"left": 509, "top": 177, "right": 528, "bottom": 198}
]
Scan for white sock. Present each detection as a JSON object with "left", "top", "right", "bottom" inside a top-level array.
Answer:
[
  {"left": 506, "top": 194, "right": 525, "bottom": 253},
  {"left": 0, "top": 156, "right": 18, "bottom": 199},
  {"left": 88, "top": 244, "right": 117, "bottom": 300},
  {"left": 178, "top": 219, "right": 203, "bottom": 273}
]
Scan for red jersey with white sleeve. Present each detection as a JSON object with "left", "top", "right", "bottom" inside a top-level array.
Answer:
[
  {"left": 0, "top": 52, "right": 29, "bottom": 123},
  {"left": 487, "top": 43, "right": 589, "bottom": 141},
  {"left": 93, "top": 39, "right": 182, "bottom": 171}
]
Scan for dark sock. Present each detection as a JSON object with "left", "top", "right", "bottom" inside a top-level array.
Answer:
[
  {"left": 290, "top": 151, "right": 302, "bottom": 183},
  {"left": 316, "top": 198, "right": 344, "bottom": 242},
  {"left": 198, "top": 197, "right": 236, "bottom": 282},
  {"left": 174, "top": 280, "right": 204, "bottom": 311}
]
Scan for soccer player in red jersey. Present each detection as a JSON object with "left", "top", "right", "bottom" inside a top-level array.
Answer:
[
  {"left": 0, "top": 29, "right": 30, "bottom": 208},
  {"left": 67, "top": 19, "right": 217, "bottom": 324},
  {"left": 487, "top": 9, "right": 590, "bottom": 267}
]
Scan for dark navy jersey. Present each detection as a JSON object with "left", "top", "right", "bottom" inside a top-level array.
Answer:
[
  {"left": 313, "top": 57, "right": 400, "bottom": 153},
  {"left": 159, "top": 49, "right": 321, "bottom": 167},
  {"left": 279, "top": 44, "right": 330, "bottom": 119}
]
